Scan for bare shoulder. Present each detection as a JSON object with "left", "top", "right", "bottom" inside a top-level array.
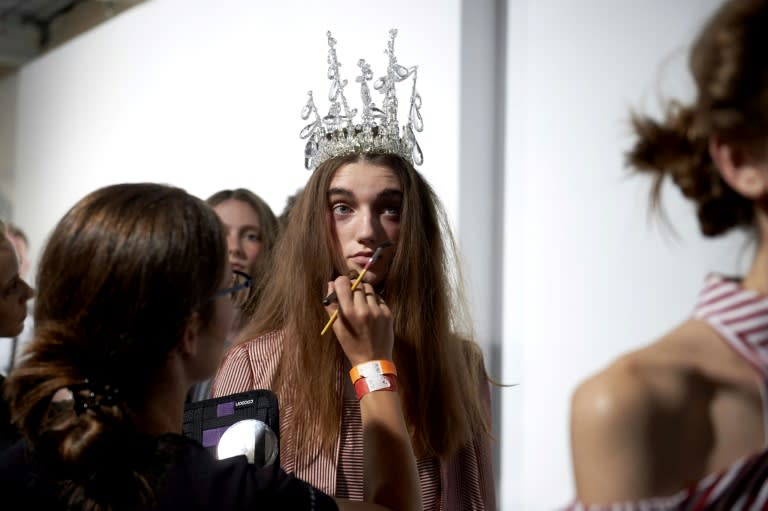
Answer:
[
  {"left": 572, "top": 319, "right": 717, "bottom": 431},
  {"left": 570, "top": 320, "right": 712, "bottom": 501},
  {"left": 571, "top": 350, "right": 659, "bottom": 439}
]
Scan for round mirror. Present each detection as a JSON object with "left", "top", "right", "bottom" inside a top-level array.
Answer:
[{"left": 216, "top": 419, "right": 279, "bottom": 467}]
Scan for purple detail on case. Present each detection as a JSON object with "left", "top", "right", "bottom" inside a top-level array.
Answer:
[
  {"left": 202, "top": 426, "right": 229, "bottom": 447},
  {"left": 217, "top": 401, "right": 235, "bottom": 417}
]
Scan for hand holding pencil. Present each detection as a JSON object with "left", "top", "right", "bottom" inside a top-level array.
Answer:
[
  {"left": 321, "top": 240, "right": 393, "bottom": 336},
  {"left": 322, "top": 275, "right": 394, "bottom": 365}
]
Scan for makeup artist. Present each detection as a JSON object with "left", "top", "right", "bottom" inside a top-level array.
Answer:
[{"left": 0, "top": 183, "right": 422, "bottom": 511}]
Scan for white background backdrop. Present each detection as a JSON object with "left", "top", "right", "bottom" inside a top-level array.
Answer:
[{"left": 0, "top": 0, "right": 755, "bottom": 508}]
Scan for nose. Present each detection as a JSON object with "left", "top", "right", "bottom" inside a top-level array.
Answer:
[
  {"left": 355, "top": 209, "right": 381, "bottom": 246},
  {"left": 20, "top": 280, "right": 33, "bottom": 302},
  {"left": 227, "top": 231, "right": 243, "bottom": 256}
]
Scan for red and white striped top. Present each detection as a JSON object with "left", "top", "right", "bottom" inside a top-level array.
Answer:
[
  {"left": 565, "top": 273, "right": 768, "bottom": 511},
  {"left": 693, "top": 274, "right": 768, "bottom": 376},
  {"left": 212, "top": 330, "right": 495, "bottom": 511}
]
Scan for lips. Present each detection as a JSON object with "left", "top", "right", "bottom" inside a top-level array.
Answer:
[
  {"left": 230, "top": 262, "right": 245, "bottom": 272},
  {"left": 349, "top": 254, "right": 373, "bottom": 266}
]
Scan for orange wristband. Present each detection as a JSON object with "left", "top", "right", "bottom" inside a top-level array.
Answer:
[
  {"left": 354, "top": 374, "right": 398, "bottom": 400},
  {"left": 349, "top": 360, "right": 397, "bottom": 384}
]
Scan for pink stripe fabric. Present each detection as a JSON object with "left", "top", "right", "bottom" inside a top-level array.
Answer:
[
  {"left": 564, "top": 274, "right": 768, "bottom": 510},
  {"left": 212, "top": 330, "right": 495, "bottom": 510}
]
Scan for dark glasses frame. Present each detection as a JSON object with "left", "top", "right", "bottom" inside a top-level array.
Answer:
[{"left": 211, "top": 270, "right": 253, "bottom": 302}]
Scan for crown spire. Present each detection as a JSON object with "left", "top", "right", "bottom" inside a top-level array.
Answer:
[{"left": 300, "top": 29, "right": 423, "bottom": 170}]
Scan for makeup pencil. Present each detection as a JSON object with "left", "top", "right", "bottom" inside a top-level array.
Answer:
[{"left": 320, "top": 240, "right": 393, "bottom": 335}]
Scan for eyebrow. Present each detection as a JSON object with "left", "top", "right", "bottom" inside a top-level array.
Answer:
[
  {"left": 327, "top": 188, "right": 404, "bottom": 201},
  {"left": 223, "top": 222, "right": 260, "bottom": 232}
]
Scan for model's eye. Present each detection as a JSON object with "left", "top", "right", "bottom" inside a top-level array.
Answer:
[
  {"left": 244, "top": 231, "right": 261, "bottom": 242},
  {"left": 380, "top": 200, "right": 402, "bottom": 218},
  {"left": 332, "top": 204, "right": 352, "bottom": 215}
]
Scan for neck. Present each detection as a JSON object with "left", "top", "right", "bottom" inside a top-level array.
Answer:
[
  {"left": 742, "top": 210, "right": 768, "bottom": 296},
  {"left": 134, "top": 358, "right": 189, "bottom": 436},
  {"left": 228, "top": 310, "right": 246, "bottom": 342}
]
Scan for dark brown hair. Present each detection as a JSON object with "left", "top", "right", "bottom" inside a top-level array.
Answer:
[
  {"left": 241, "top": 152, "right": 490, "bottom": 459},
  {"left": 628, "top": 0, "right": 768, "bottom": 236},
  {"left": 5, "top": 183, "right": 226, "bottom": 510},
  {"left": 278, "top": 187, "right": 304, "bottom": 232}
]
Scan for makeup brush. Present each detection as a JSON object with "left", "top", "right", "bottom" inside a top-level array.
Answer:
[{"left": 320, "top": 240, "right": 394, "bottom": 336}]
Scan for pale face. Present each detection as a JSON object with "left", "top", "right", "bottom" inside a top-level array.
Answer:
[
  {"left": 0, "top": 239, "right": 33, "bottom": 337},
  {"left": 328, "top": 161, "right": 402, "bottom": 287},
  {"left": 214, "top": 199, "right": 263, "bottom": 278}
]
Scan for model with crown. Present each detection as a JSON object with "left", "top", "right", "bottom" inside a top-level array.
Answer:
[{"left": 214, "top": 29, "right": 496, "bottom": 510}]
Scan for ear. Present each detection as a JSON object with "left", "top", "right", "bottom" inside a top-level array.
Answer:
[
  {"left": 709, "top": 137, "right": 768, "bottom": 200},
  {"left": 178, "top": 312, "right": 202, "bottom": 358}
]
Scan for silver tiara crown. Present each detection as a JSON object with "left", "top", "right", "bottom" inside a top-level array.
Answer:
[{"left": 300, "top": 29, "right": 423, "bottom": 171}]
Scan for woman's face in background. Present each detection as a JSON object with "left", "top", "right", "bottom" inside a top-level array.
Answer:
[
  {"left": 0, "top": 237, "right": 33, "bottom": 337},
  {"left": 214, "top": 199, "right": 264, "bottom": 278}
]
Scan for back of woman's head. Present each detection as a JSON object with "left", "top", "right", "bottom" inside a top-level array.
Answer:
[
  {"left": 629, "top": 0, "right": 768, "bottom": 236},
  {"left": 6, "top": 183, "right": 226, "bottom": 510}
]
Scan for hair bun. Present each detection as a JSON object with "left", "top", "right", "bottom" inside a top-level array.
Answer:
[{"left": 628, "top": 103, "right": 753, "bottom": 237}]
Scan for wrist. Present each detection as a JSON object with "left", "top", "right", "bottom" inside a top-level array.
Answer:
[
  {"left": 349, "top": 359, "right": 397, "bottom": 384},
  {"left": 354, "top": 374, "right": 398, "bottom": 400}
]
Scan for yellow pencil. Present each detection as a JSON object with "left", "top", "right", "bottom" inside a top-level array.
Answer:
[{"left": 320, "top": 240, "right": 393, "bottom": 336}]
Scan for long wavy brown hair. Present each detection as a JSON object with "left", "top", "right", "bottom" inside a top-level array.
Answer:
[
  {"left": 241, "top": 152, "right": 490, "bottom": 459},
  {"left": 628, "top": 0, "right": 768, "bottom": 236},
  {"left": 5, "top": 183, "right": 226, "bottom": 510}
]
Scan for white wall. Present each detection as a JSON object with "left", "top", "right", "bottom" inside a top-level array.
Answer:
[
  {"left": 0, "top": 74, "right": 16, "bottom": 219},
  {"left": 501, "top": 1, "right": 745, "bottom": 509},
  {"left": 13, "top": 0, "right": 461, "bottom": 281}
]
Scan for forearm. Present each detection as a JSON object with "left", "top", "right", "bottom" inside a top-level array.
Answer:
[{"left": 360, "top": 390, "right": 421, "bottom": 511}]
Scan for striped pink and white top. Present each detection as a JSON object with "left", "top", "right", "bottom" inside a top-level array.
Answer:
[
  {"left": 212, "top": 330, "right": 496, "bottom": 511},
  {"left": 565, "top": 273, "right": 768, "bottom": 511}
]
